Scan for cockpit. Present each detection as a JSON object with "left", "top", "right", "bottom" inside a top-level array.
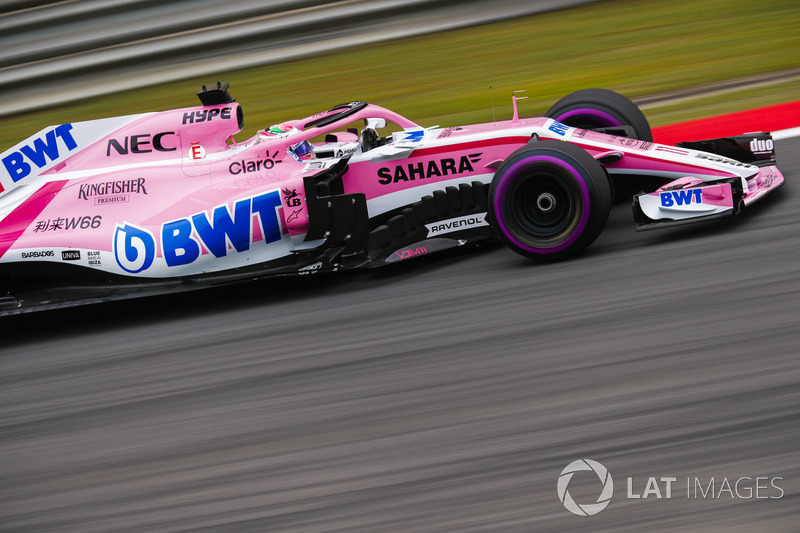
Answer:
[{"left": 260, "top": 101, "right": 421, "bottom": 164}]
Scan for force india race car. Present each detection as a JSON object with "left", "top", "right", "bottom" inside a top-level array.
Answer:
[{"left": 0, "top": 83, "right": 784, "bottom": 312}]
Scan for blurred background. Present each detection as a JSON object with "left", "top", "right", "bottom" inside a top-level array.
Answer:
[
  {"left": 1, "top": 1, "right": 799, "bottom": 531},
  {"left": 1, "top": 0, "right": 798, "bottom": 147}
]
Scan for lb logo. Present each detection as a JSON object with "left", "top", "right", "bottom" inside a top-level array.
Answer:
[{"left": 557, "top": 459, "right": 614, "bottom": 516}]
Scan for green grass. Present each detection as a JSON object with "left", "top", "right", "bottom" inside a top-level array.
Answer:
[{"left": 2, "top": 0, "right": 799, "bottom": 150}]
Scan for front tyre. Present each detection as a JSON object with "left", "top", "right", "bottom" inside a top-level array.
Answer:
[
  {"left": 489, "top": 140, "right": 612, "bottom": 261},
  {"left": 545, "top": 88, "right": 652, "bottom": 141}
]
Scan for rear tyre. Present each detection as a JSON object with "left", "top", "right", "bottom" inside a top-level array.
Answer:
[
  {"left": 489, "top": 140, "right": 612, "bottom": 261},
  {"left": 545, "top": 88, "right": 652, "bottom": 141}
]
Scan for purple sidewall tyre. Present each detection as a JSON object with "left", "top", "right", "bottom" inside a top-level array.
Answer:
[
  {"left": 545, "top": 88, "right": 652, "bottom": 142},
  {"left": 489, "top": 140, "right": 612, "bottom": 261}
]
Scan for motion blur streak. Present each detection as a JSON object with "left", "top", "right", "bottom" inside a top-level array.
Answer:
[
  {"left": 0, "top": 0, "right": 599, "bottom": 117},
  {"left": 0, "top": 140, "right": 798, "bottom": 530}
]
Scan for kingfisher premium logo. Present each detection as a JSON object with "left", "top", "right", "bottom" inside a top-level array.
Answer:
[{"left": 78, "top": 178, "right": 147, "bottom": 205}]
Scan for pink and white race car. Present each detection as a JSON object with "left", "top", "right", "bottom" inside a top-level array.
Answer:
[{"left": 0, "top": 83, "right": 784, "bottom": 312}]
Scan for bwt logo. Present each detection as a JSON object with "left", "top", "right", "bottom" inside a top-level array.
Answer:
[
  {"left": 548, "top": 120, "right": 570, "bottom": 137},
  {"left": 660, "top": 189, "right": 702, "bottom": 207},
  {"left": 2, "top": 124, "right": 77, "bottom": 182},
  {"left": 557, "top": 459, "right": 614, "bottom": 516},
  {"left": 114, "top": 190, "right": 283, "bottom": 273},
  {"left": 114, "top": 223, "right": 156, "bottom": 273}
]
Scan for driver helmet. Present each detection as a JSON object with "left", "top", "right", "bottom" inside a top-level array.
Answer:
[
  {"left": 260, "top": 122, "right": 297, "bottom": 138},
  {"left": 288, "top": 140, "right": 315, "bottom": 161}
]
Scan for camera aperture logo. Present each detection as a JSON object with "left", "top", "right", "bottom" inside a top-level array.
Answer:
[
  {"left": 557, "top": 459, "right": 786, "bottom": 517},
  {"left": 557, "top": 459, "right": 614, "bottom": 516}
]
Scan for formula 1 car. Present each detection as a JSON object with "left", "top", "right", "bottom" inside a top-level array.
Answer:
[{"left": 0, "top": 83, "right": 784, "bottom": 313}]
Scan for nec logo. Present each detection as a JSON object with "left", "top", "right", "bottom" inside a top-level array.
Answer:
[
  {"left": 106, "top": 132, "right": 177, "bottom": 156},
  {"left": 2, "top": 124, "right": 77, "bottom": 182},
  {"left": 660, "top": 189, "right": 703, "bottom": 207}
]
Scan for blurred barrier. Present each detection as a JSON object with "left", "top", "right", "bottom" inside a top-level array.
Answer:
[
  {"left": 652, "top": 100, "right": 800, "bottom": 145},
  {"left": 0, "top": 0, "right": 600, "bottom": 117}
]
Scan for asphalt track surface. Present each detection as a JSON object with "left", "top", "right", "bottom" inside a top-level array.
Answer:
[{"left": 1, "top": 139, "right": 799, "bottom": 531}]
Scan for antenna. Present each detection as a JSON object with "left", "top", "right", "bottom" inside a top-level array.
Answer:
[{"left": 490, "top": 86, "right": 496, "bottom": 123}]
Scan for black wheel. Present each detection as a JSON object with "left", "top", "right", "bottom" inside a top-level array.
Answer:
[
  {"left": 489, "top": 140, "right": 612, "bottom": 261},
  {"left": 545, "top": 88, "right": 652, "bottom": 141}
]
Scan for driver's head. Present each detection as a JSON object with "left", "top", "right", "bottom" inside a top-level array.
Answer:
[
  {"left": 260, "top": 123, "right": 298, "bottom": 139},
  {"left": 288, "top": 140, "right": 314, "bottom": 161}
]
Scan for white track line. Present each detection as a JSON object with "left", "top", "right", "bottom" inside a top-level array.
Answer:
[{"left": 773, "top": 126, "right": 800, "bottom": 140}]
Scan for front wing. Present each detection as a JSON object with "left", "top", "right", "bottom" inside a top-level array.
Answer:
[{"left": 632, "top": 133, "right": 784, "bottom": 230}]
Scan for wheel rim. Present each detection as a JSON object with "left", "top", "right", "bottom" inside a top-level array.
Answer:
[{"left": 510, "top": 174, "right": 577, "bottom": 240}]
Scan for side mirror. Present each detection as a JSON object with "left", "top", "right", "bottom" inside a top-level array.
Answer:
[{"left": 365, "top": 117, "right": 387, "bottom": 130}]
